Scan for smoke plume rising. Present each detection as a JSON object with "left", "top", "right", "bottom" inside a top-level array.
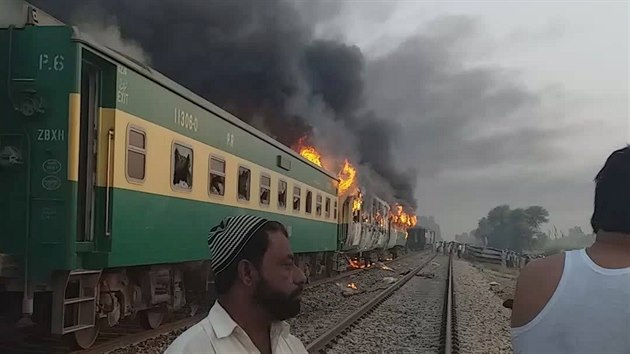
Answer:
[{"left": 31, "top": 0, "right": 418, "bottom": 208}]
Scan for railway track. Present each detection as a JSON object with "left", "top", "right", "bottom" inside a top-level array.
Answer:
[
  {"left": 441, "top": 252, "right": 459, "bottom": 354},
  {"left": 306, "top": 252, "right": 459, "bottom": 354},
  {"left": 3, "top": 251, "right": 427, "bottom": 354}
]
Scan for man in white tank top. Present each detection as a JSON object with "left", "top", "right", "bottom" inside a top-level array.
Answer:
[{"left": 511, "top": 146, "right": 630, "bottom": 354}]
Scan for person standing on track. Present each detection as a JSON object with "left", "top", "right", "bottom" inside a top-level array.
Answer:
[
  {"left": 165, "top": 215, "right": 308, "bottom": 354},
  {"left": 510, "top": 146, "right": 630, "bottom": 354}
]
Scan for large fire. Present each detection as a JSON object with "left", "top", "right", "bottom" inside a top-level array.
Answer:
[
  {"left": 338, "top": 159, "right": 357, "bottom": 195},
  {"left": 390, "top": 204, "right": 418, "bottom": 230},
  {"left": 295, "top": 137, "right": 323, "bottom": 168},
  {"left": 294, "top": 138, "right": 357, "bottom": 196},
  {"left": 293, "top": 137, "right": 418, "bottom": 229}
]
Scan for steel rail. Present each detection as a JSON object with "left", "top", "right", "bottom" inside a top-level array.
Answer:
[
  {"left": 440, "top": 252, "right": 458, "bottom": 354},
  {"left": 306, "top": 254, "right": 438, "bottom": 353}
]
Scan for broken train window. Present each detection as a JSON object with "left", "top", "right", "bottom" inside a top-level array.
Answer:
[
  {"left": 260, "top": 174, "right": 271, "bottom": 205},
  {"left": 278, "top": 180, "right": 287, "bottom": 209},
  {"left": 306, "top": 191, "right": 313, "bottom": 214},
  {"left": 172, "top": 143, "right": 193, "bottom": 190},
  {"left": 316, "top": 194, "right": 322, "bottom": 216},
  {"left": 293, "top": 186, "right": 301, "bottom": 211},
  {"left": 238, "top": 166, "right": 251, "bottom": 201},
  {"left": 209, "top": 156, "right": 225, "bottom": 196}
]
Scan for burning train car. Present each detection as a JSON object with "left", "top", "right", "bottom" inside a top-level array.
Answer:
[
  {"left": 334, "top": 189, "right": 414, "bottom": 269},
  {"left": 294, "top": 138, "right": 419, "bottom": 267},
  {"left": 406, "top": 226, "right": 435, "bottom": 251},
  {"left": 0, "top": 3, "right": 422, "bottom": 349}
]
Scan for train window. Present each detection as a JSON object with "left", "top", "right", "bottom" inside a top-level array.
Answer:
[
  {"left": 293, "top": 186, "right": 301, "bottom": 211},
  {"left": 278, "top": 180, "right": 287, "bottom": 209},
  {"left": 172, "top": 143, "right": 193, "bottom": 190},
  {"left": 334, "top": 201, "right": 338, "bottom": 219},
  {"left": 316, "top": 194, "right": 322, "bottom": 216},
  {"left": 306, "top": 191, "right": 313, "bottom": 214},
  {"left": 126, "top": 127, "right": 146, "bottom": 182},
  {"left": 238, "top": 166, "right": 251, "bottom": 201},
  {"left": 260, "top": 174, "right": 271, "bottom": 206},
  {"left": 325, "top": 197, "right": 331, "bottom": 218},
  {"left": 209, "top": 156, "right": 225, "bottom": 196}
]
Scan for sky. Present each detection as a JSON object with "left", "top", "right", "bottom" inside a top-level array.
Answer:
[{"left": 309, "top": 0, "right": 629, "bottom": 239}]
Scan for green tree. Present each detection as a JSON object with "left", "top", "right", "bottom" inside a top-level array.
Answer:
[
  {"left": 473, "top": 205, "right": 550, "bottom": 251},
  {"left": 525, "top": 206, "right": 550, "bottom": 229}
]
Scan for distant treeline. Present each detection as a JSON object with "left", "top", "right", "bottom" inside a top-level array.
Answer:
[
  {"left": 542, "top": 226, "right": 595, "bottom": 255},
  {"left": 456, "top": 206, "right": 594, "bottom": 255}
]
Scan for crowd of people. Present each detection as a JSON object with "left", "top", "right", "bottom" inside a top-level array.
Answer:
[{"left": 433, "top": 240, "right": 464, "bottom": 257}]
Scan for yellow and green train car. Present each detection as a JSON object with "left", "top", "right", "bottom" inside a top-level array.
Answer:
[
  {"left": 0, "top": 3, "right": 411, "bottom": 349},
  {"left": 0, "top": 4, "right": 342, "bottom": 348}
]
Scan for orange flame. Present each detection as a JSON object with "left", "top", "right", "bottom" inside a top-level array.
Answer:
[
  {"left": 338, "top": 159, "right": 357, "bottom": 195},
  {"left": 300, "top": 147, "right": 323, "bottom": 167},
  {"left": 295, "top": 137, "right": 324, "bottom": 168},
  {"left": 352, "top": 191, "right": 363, "bottom": 212},
  {"left": 348, "top": 258, "right": 363, "bottom": 269},
  {"left": 390, "top": 204, "right": 418, "bottom": 230},
  {"left": 347, "top": 282, "right": 358, "bottom": 290}
]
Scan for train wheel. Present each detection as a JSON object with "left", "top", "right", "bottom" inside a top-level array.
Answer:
[
  {"left": 73, "top": 321, "right": 100, "bottom": 349},
  {"left": 140, "top": 309, "right": 164, "bottom": 329}
]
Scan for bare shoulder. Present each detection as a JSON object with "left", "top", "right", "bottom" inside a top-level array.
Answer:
[{"left": 511, "top": 254, "right": 565, "bottom": 328}]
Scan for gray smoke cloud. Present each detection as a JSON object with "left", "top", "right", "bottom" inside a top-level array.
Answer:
[
  {"left": 364, "top": 17, "right": 556, "bottom": 180},
  {"left": 71, "top": 22, "right": 150, "bottom": 65},
  {"left": 0, "top": 0, "right": 25, "bottom": 27},
  {"left": 31, "top": 0, "right": 418, "bottom": 208}
]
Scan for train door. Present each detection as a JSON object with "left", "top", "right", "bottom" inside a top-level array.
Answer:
[
  {"left": 339, "top": 197, "right": 349, "bottom": 249},
  {"left": 51, "top": 54, "right": 110, "bottom": 348},
  {"left": 76, "top": 61, "right": 100, "bottom": 242}
]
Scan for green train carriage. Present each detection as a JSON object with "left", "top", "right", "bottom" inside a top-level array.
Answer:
[{"left": 0, "top": 4, "right": 341, "bottom": 348}]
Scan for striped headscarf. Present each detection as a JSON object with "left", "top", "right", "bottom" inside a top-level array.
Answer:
[{"left": 207, "top": 214, "right": 270, "bottom": 275}]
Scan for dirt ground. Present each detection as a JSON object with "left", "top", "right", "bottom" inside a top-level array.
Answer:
[{"left": 468, "top": 261, "right": 519, "bottom": 302}]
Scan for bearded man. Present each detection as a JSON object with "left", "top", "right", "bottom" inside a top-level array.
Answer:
[{"left": 165, "top": 215, "right": 308, "bottom": 354}]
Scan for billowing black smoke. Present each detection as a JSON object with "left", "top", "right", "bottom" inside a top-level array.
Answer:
[
  {"left": 303, "top": 40, "right": 364, "bottom": 117},
  {"left": 31, "top": 0, "right": 417, "bottom": 208}
]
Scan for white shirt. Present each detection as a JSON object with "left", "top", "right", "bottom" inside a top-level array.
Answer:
[
  {"left": 511, "top": 249, "right": 630, "bottom": 354},
  {"left": 164, "top": 301, "right": 308, "bottom": 354}
]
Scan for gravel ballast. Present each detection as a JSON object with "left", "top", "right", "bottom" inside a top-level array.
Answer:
[
  {"left": 289, "top": 252, "right": 436, "bottom": 344},
  {"left": 454, "top": 259, "right": 515, "bottom": 354},
  {"left": 325, "top": 255, "right": 449, "bottom": 354}
]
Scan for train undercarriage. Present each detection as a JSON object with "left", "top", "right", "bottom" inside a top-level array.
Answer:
[
  {"left": 0, "top": 260, "right": 212, "bottom": 349},
  {"left": 0, "top": 245, "right": 408, "bottom": 349}
]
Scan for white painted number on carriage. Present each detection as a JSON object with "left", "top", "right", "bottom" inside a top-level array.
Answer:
[
  {"left": 117, "top": 66, "right": 128, "bottom": 75},
  {"left": 117, "top": 81, "right": 129, "bottom": 105},
  {"left": 226, "top": 133, "right": 234, "bottom": 147},
  {"left": 174, "top": 108, "right": 199, "bottom": 132},
  {"left": 37, "top": 129, "right": 65, "bottom": 141},
  {"left": 38, "top": 54, "right": 64, "bottom": 71}
]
